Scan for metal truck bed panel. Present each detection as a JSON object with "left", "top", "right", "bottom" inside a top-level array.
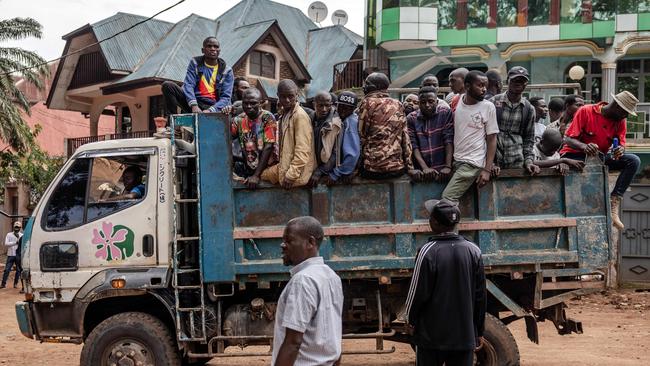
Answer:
[{"left": 194, "top": 114, "right": 611, "bottom": 283}]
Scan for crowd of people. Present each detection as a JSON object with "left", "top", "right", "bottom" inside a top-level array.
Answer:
[{"left": 161, "top": 36, "right": 641, "bottom": 231}]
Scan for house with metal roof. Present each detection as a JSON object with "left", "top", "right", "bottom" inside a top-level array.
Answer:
[{"left": 47, "top": 0, "right": 363, "bottom": 137}]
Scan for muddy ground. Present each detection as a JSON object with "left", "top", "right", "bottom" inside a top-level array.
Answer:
[{"left": 0, "top": 285, "right": 648, "bottom": 365}]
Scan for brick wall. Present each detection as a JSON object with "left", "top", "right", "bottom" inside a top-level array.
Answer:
[
  {"left": 280, "top": 61, "right": 294, "bottom": 80},
  {"left": 261, "top": 34, "right": 278, "bottom": 47},
  {"left": 233, "top": 61, "right": 246, "bottom": 78}
]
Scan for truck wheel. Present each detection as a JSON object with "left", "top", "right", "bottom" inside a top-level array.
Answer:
[
  {"left": 476, "top": 313, "right": 520, "bottom": 366},
  {"left": 80, "top": 312, "right": 181, "bottom": 366}
]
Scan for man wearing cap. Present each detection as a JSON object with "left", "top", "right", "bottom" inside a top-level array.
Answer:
[
  {"left": 308, "top": 91, "right": 360, "bottom": 186},
  {"left": 489, "top": 66, "right": 540, "bottom": 175},
  {"left": 1, "top": 221, "right": 23, "bottom": 289},
  {"left": 405, "top": 199, "right": 486, "bottom": 366},
  {"left": 561, "top": 91, "right": 641, "bottom": 230}
]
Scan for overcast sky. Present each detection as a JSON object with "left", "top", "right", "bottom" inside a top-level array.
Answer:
[{"left": 2, "top": 0, "right": 365, "bottom": 61}]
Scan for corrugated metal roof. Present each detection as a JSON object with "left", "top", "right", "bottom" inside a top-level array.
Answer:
[
  {"left": 92, "top": 12, "right": 173, "bottom": 72},
  {"left": 215, "top": 0, "right": 317, "bottom": 64},
  {"left": 305, "top": 25, "right": 362, "bottom": 98}
]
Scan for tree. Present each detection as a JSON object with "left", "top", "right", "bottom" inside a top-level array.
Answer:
[{"left": 0, "top": 17, "right": 50, "bottom": 152}]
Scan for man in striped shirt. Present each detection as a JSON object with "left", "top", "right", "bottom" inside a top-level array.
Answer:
[
  {"left": 407, "top": 87, "right": 454, "bottom": 182},
  {"left": 405, "top": 199, "right": 486, "bottom": 366}
]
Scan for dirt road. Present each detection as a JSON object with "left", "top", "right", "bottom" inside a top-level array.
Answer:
[{"left": 0, "top": 287, "right": 648, "bottom": 365}]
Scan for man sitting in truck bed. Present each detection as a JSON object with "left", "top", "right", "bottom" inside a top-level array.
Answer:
[
  {"left": 261, "top": 79, "right": 315, "bottom": 188},
  {"left": 309, "top": 91, "right": 360, "bottom": 186},
  {"left": 358, "top": 72, "right": 419, "bottom": 180},
  {"left": 560, "top": 91, "right": 641, "bottom": 231},
  {"left": 407, "top": 86, "right": 454, "bottom": 182},
  {"left": 231, "top": 88, "right": 278, "bottom": 189}
]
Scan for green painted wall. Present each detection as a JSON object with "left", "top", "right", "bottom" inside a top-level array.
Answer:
[
  {"left": 467, "top": 28, "right": 497, "bottom": 45},
  {"left": 592, "top": 21, "right": 615, "bottom": 38},
  {"left": 639, "top": 13, "right": 650, "bottom": 30},
  {"left": 438, "top": 29, "right": 466, "bottom": 46},
  {"left": 560, "top": 23, "right": 592, "bottom": 39}
]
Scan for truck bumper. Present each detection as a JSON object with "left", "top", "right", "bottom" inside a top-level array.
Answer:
[{"left": 15, "top": 301, "right": 35, "bottom": 339}]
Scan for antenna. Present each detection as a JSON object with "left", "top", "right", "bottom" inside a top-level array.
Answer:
[
  {"left": 307, "top": 1, "right": 328, "bottom": 24},
  {"left": 331, "top": 9, "right": 348, "bottom": 26}
]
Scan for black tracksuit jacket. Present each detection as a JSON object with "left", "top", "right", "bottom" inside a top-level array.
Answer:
[{"left": 405, "top": 233, "right": 487, "bottom": 350}]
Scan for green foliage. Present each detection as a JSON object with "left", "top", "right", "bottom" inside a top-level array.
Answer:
[
  {"left": 0, "top": 17, "right": 50, "bottom": 152},
  {"left": 0, "top": 125, "right": 65, "bottom": 207}
]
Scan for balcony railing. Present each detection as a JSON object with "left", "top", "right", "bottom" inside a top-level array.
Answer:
[
  {"left": 66, "top": 130, "right": 154, "bottom": 157},
  {"left": 332, "top": 59, "right": 390, "bottom": 92}
]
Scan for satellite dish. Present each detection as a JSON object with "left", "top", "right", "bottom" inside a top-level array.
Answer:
[
  {"left": 308, "top": 1, "right": 328, "bottom": 23},
  {"left": 331, "top": 10, "right": 348, "bottom": 26}
]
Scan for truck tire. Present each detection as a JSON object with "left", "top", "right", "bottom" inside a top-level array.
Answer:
[
  {"left": 80, "top": 312, "right": 181, "bottom": 366},
  {"left": 477, "top": 313, "right": 520, "bottom": 366}
]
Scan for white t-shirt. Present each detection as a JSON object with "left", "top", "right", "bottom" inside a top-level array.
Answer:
[
  {"left": 453, "top": 97, "right": 499, "bottom": 168},
  {"left": 533, "top": 144, "right": 560, "bottom": 161},
  {"left": 4, "top": 232, "right": 22, "bottom": 257},
  {"left": 534, "top": 122, "right": 546, "bottom": 143}
]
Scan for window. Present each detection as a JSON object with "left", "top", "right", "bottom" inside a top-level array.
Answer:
[
  {"left": 467, "top": 0, "right": 489, "bottom": 28},
  {"left": 617, "top": 0, "right": 639, "bottom": 13},
  {"left": 560, "top": 0, "right": 584, "bottom": 23},
  {"left": 40, "top": 243, "right": 78, "bottom": 272},
  {"left": 592, "top": 0, "right": 615, "bottom": 21},
  {"left": 249, "top": 51, "right": 276, "bottom": 79},
  {"left": 529, "top": 0, "right": 551, "bottom": 25},
  {"left": 44, "top": 158, "right": 90, "bottom": 230},
  {"left": 438, "top": 1, "right": 458, "bottom": 29},
  {"left": 564, "top": 61, "right": 601, "bottom": 102},
  {"left": 43, "top": 154, "right": 149, "bottom": 231}
]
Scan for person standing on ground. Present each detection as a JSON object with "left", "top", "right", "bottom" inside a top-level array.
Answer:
[
  {"left": 1, "top": 221, "right": 23, "bottom": 289},
  {"left": 490, "top": 66, "right": 540, "bottom": 175},
  {"left": 560, "top": 91, "right": 641, "bottom": 231},
  {"left": 484, "top": 69, "right": 502, "bottom": 101},
  {"left": 161, "top": 36, "right": 234, "bottom": 115},
  {"left": 405, "top": 199, "right": 486, "bottom": 366},
  {"left": 273, "top": 216, "right": 343, "bottom": 366},
  {"left": 441, "top": 71, "right": 498, "bottom": 203}
]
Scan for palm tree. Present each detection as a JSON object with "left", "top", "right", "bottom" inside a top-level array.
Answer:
[{"left": 0, "top": 17, "right": 50, "bottom": 152}]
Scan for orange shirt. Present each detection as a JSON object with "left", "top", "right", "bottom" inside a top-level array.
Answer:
[{"left": 560, "top": 103, "right": 627, "bottom": 155}]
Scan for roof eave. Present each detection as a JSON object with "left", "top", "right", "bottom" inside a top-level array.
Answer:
[
  {"left": 62, "top": 24, "right": 92, "bottom": 40},
  {"left": 101, "top": 77, "right": 169, "bottom": 95}
]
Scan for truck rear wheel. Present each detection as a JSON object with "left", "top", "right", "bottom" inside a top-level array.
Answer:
[
  {"left": 80, "top": 312, "right": 181, "bottom": 366},
  {"left": 476, "top": 313, "right": 520, "bottom": 366}
]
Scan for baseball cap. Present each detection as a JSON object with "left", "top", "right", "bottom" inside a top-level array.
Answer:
[
  {"left": 507, "top": 66, "right": 530, "bottom": 81},
  {"left": 337, "top": 91, "right": 358, "bottom": 107},
  {"left": 424, "top": 199, "right": 461, "bottom": 226},
  {"left": 13, "top": 221, "right": 22, "bottom": 228}
]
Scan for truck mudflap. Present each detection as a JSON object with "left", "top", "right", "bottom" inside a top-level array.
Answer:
[{"left": 15, "top": 301, "right": 35, "bottom": 339}]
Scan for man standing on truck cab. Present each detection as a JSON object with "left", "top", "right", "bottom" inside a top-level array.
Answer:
[
  {"left": 231, "top": 87, "right": 278, "bottom": 189},
  {"left": 560, "top": 91, "right": 641, "bottom": 231},
  {"left": 261, "top": 79, "right": 315, "bottom": 188},
  {"left": 1, "top": 221, "right": 23, "bottom": 289},
  {"left": 489, "top": 66, "right": 540, "bottom": 175},
  {"left": 405, "top": 199, "right": 486, "bottom": 366},
  {"left": 273, "top": 216, "right": 343, "bottom": 366},
  {"left": 441, "top": 71, "right": 498, "bottom": 203},
  {"left": 161, "top": 36, "right": 234, "bottom": 115}
]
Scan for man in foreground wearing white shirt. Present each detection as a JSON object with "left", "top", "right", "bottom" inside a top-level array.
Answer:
[{"left": 1, "top": 221, "right": 23, "bottom": 289}]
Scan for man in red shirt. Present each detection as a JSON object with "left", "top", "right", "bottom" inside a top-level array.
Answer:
[{"left": 560, "top": 91, "right": 641, "bottom": 230}]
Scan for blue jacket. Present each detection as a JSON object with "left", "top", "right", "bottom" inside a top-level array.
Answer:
[
  {"left": 325, "top": 113, "right": 360, "bottom": 181},
  {"left": 183, "top": 56, "right": 234, "bottom": 112}
]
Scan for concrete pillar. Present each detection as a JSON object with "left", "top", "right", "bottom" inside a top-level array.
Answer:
[
  {"left": 601, "top": 62, "right": 617, "bottom": 103},
  {"left": 89, "top": 106, "right": 102, "bottom": 136}
]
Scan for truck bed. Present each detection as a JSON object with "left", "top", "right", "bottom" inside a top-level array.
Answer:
[{"left": 190, "top": 114, "right": 612, "bottom": 285}]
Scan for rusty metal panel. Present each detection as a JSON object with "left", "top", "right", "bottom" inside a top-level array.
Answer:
[
  {"left": 494, "top": 175, "right": 564, "bottom": 217},
  {"left": 621, "top": 184, "right": 650, "bottom": 283},
  {"left": 330, "top": 183, "right": 392, "bottom": 224},
  {"left": 565, "top": 165, "right": 608, "bottom": 217},
  {"left": 234, "top": 188, "right": 311, "bottom": 227}
]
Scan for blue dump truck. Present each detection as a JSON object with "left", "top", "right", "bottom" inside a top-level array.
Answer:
[{"left": 15, "top": 114, "right": 612, "bottom": 365}]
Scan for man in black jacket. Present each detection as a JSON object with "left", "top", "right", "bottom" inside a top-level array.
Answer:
[{"left": 405, "top": 199, "right": 486, "bottom": 366}]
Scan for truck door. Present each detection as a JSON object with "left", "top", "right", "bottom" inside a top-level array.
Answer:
[{"left": 29, "top": 147, "right": 159, "bottom": 301}]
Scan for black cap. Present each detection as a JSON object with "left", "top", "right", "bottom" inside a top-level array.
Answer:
[
  {"left": 507, "top": 66, "right": 530, "bottom": 81},
  {"left": 337, "top": 91, "right": 358, "bottom": 107},
  {"left": 424, "top": 199, "right": 461, "bottom": 226}
]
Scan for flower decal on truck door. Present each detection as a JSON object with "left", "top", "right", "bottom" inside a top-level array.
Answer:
[{"left": 92, "top": 221, "right": 135, "bottom": 261}]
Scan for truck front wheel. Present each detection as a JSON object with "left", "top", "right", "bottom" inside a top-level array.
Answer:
[
  {"left": 80, "top": 312, "right": 181, "bottom": 366},
  {"left": 476, "top": 313, "right": 520, "bottom": 366}
]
